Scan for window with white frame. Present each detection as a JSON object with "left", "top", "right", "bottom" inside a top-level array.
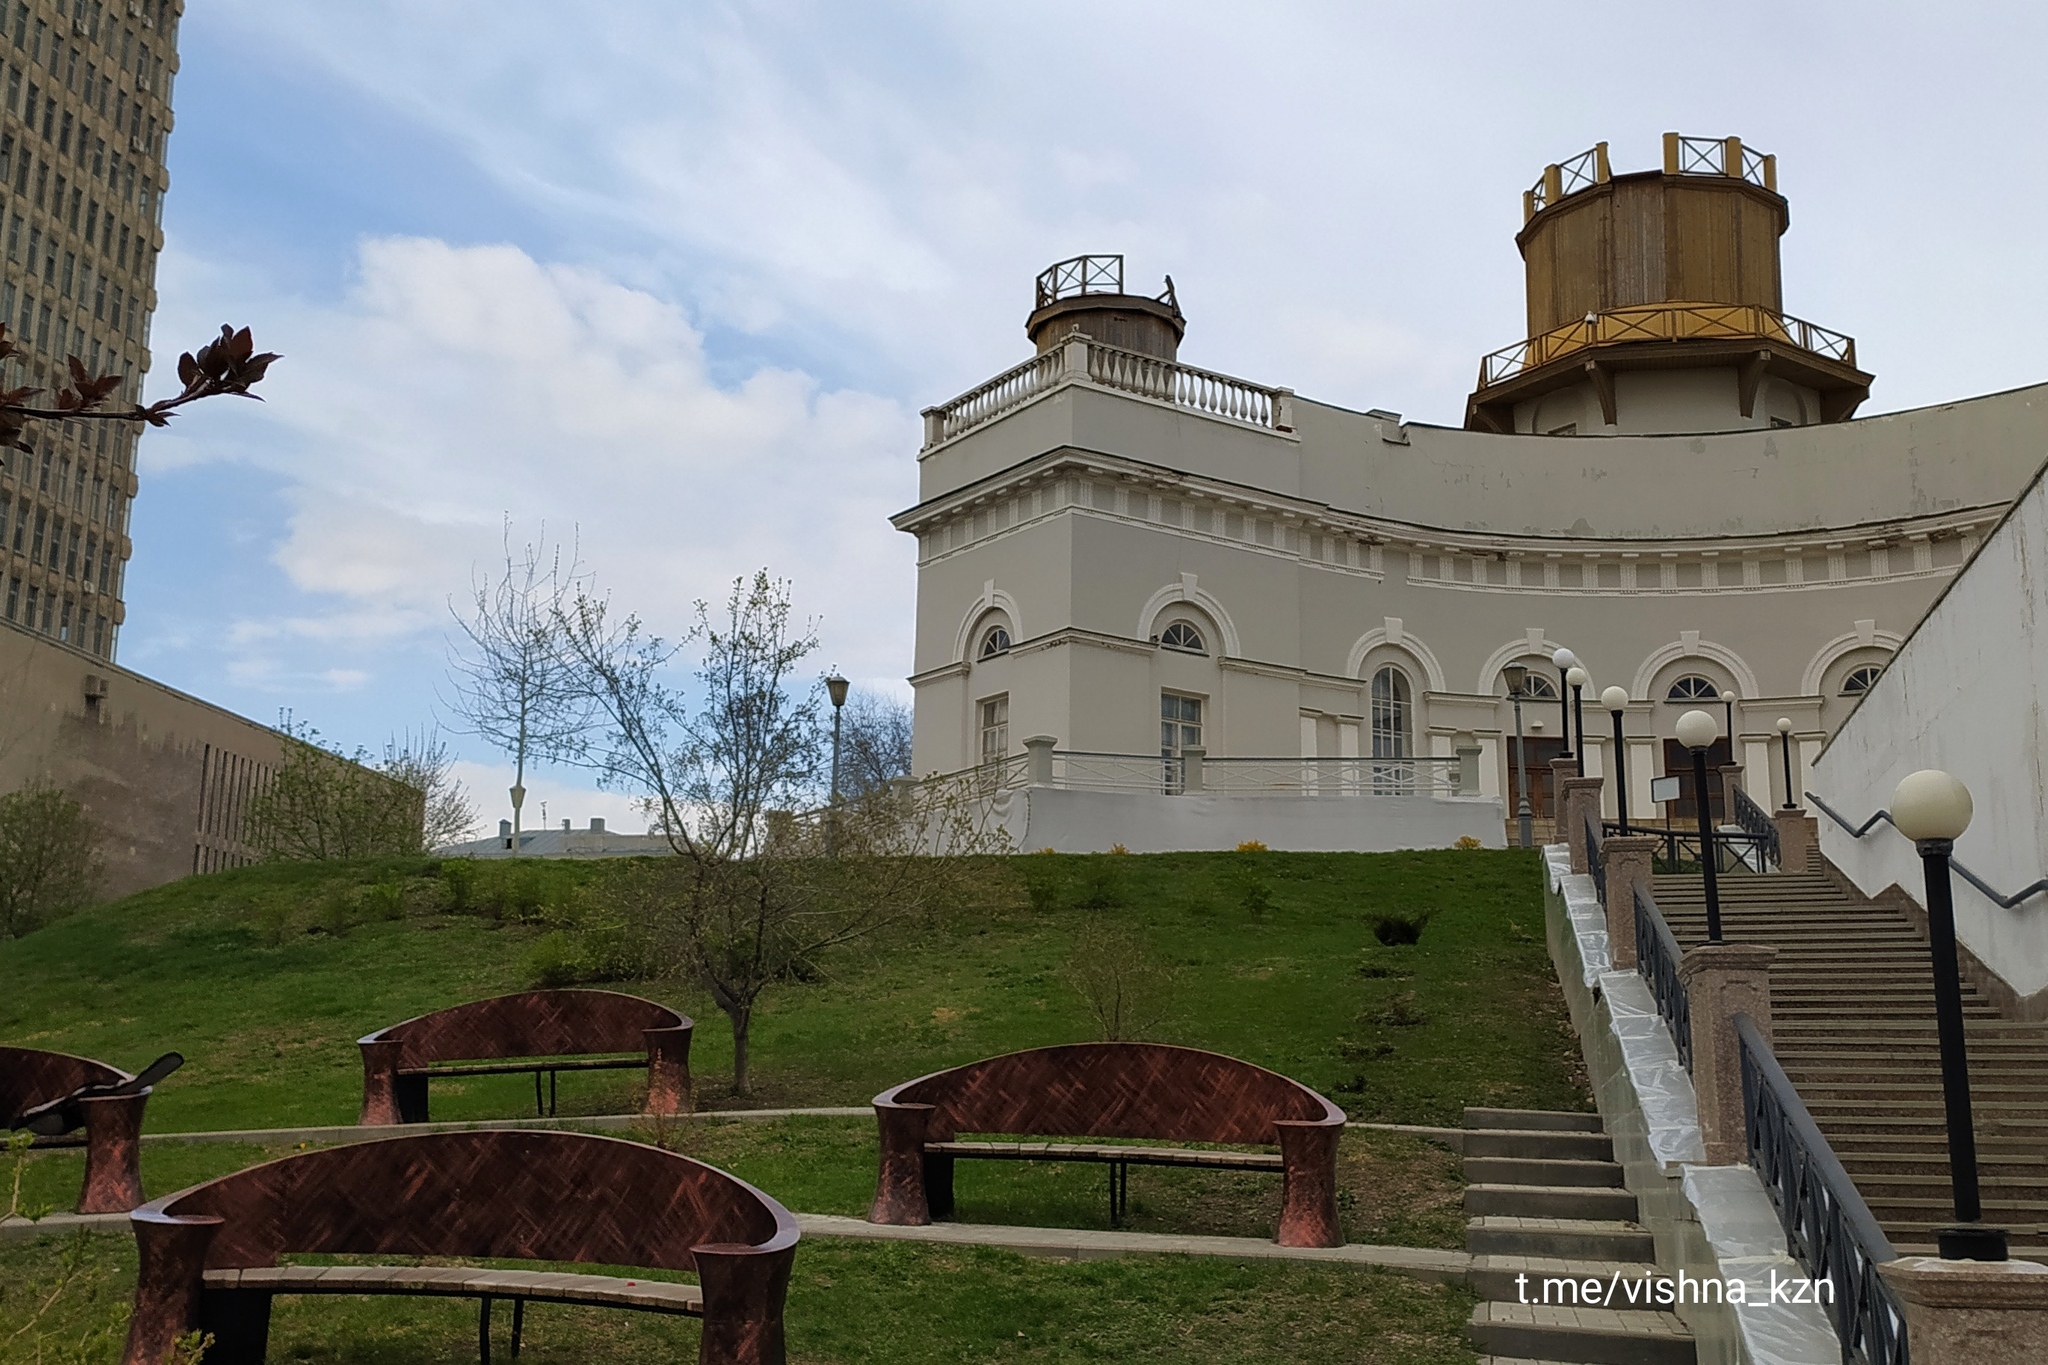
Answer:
[
  {"left": 1841, "top": 664, "right": 1883, "bottom": 696},
  {"left": 1666, "top": 674, "right": 1720, "bottom": 702},
  {"left": 979, "top": 624, "right": 1011, "bottom": 658},
  {"left": 1158, "top": 620, "right": 1206, "bottom": 654},
  {"left": 979, "top": 695, "right": 1009, "bottom": 764},
  {"left": 1370, "top": 666, "right": 1411, "bottom": 758}
]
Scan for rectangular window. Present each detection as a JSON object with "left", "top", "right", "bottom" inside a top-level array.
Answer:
[
  {"left": 978, "top": 695, "right": 1009, "bottom": 765},
  {"left": 57, "top": 595, "right": 70, "bottom": 642},
  {"left": 64, "top": 524, "right": 77, "bottom": 577},
  {"left": 24, "top": 582, "right": 38, "bottom": 631},
  {"left": 81, "top": 533, "right": 94, "bottom": 586},
  {"left": 0, "top": 492, "right": 9, "bottom": 547},
  {"left": 93, "top": 613, "right": 105, "bottom": 655},
  {"left": 3, "top": 575, "right": 16, "bottom": 621},
  {"left": 1160, "top": 692, "right": 1203, "bottom": 795},
  {"left": 30, "top": 507, "right": 44, "bottom": 561}
]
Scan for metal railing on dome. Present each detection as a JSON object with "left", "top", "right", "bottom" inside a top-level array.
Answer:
[
  {"left": 1738, "top": 1014, "right": 1906, "bottom": 1365},
  {"left": 1477, "top": 303, "right": 1856, "bottom": 388},
  {"left": 1035, "top": 254, "right": 1125, "bottom": 309}
]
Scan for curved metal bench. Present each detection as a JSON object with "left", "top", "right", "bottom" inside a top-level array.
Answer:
[
  {"left": 357, "top": 989, "right": 693, "bottom": 1125},
  {"left": 120, "top": 1129, "right": 799, "bottom": 1365},
  {"left": 1, "top": 1045, "right": 166, "bottom": 1213},
  {"left": 868, "top": 1042, "right": 1347, "bottom": 1247}
]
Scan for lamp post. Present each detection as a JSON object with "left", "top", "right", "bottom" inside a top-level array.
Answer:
[
  {"left": 1776, "top": 718, "right": 1797, "bottom": 809},
  {"left": 827, "top": 672, "right": 850, "bottom": 855},
  {"left": 1566, "top": 666, "right": 1589, "bottom": 766},
  {"left": 1603, "top": 686, "right": 1631, "bottom": 829},
  {"left": 1505, "top": 665, "right": 1533, "bottom": 849},
  {"left": 1677, "top": 709, "right": 1723, "bottom": 942},
  {"left": 1719, "top": 689, "right": 1739, "bottom": 748},
  {"left": 1893, "top": 770, "right": 2007, "bottom": 1261},
  {"left": 1551, "top": 648, "right": 1577, "bottom": 758},
  {"left": 508, "top": 783, "right": 525, "bottom": 859}
]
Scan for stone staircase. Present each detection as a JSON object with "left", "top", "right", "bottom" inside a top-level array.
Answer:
[
  {"left": 1462, "top": 1107, "right": 1697, "bottom": 1365},
  {"left": 1653, "top": 870, "right": 2048, "bottom": 1257}
]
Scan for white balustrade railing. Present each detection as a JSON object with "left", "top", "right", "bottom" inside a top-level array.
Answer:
[
  {"left": 921, "top": 336, "right": 1293, "bottom": 450},
  {"left": 1201, "top": 756, "right": 1466, "bottom": 797},
  {"left": 1050, "top": 750, "right": 1183, "bottom": 794}
]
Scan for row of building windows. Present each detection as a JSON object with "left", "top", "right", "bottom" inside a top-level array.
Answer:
[
  {"left": 7, "top": 1, "right": 176, "bottom": 110},
  {"left": 1, "top": 490, "right": 117, "bottom": 586},
  {"left": 5, "top": 570, "right": 110, "bottom": 653}
]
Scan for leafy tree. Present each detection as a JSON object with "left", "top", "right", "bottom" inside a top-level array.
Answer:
[
  {"left": 243, "top": 721, "right": 451, "bottom": 861},
  {"left": 559, "top": 570, "right": 1009, "bottom": 1096},
  {"left": 0, "top": 782, "right": 104, "bottom": 939}
]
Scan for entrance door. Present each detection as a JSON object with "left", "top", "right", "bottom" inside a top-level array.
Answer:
[
  {"left": 1506, "top": 736, "right": 1567, "bottom": 817},
  {"left": 1661, "top": 739, "right": 1733, "bottom": 821}
]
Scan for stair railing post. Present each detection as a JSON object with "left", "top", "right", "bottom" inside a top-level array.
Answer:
[
  {"left": 1560, "top": 776, "right": 1603, "bottom": 875},
  {"left": 1599, "top": 836, "right": 1659, "bottom": 970},
  {"left": 1877, "top": 1260, "right": 2048, "bottom": 1363},
  {"left": 1772, "top": 808, "right": 1818, "bottom": 874},
  {"left": 1678, "top": 942, "right": 1778, "bottom": 1165}
]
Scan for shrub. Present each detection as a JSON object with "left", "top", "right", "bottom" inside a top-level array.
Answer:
[
  {"left": 440, "top": 859, "right": 478, "bottom": 914},
  {"left": 313, "top": 889, "right": 352, "bottom": 938},
  {"left": 1235, "top": 839, "right": 1268, "bottom": 853},
  {"left": 0, "top": 782, "right": 104, "bottom": 939},
  {"left": 1368, "top": 907, "right": 1433, "bottom": 946},
  {"left": 1238, "top": 876, "right": 1273, "bottom": 920},
  {"left": 253, "top": 902, "right": 290, "bottom": 948},
  {"left": 1066, "top": 912, "right": 1175, "bottom": 1041},
  {"left": 1454, "top": 835, "right": 1483, "bottom": 851},
  {"left": 1107, "top": 843, "right": 1129, "bottom": 855},
  {"left": 522, "top": 931, "right": 587, "bottom": 989},
  {"left": 365, "top": 882, "right": 406, "bottom": 922},
  {"left": 1075, "top": 859, "right": 1128, "bottom": 910}
]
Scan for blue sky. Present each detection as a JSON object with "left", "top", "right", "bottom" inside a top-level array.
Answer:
[{"left": 120, "top": 1, "right": 2048, "bottom": 834}]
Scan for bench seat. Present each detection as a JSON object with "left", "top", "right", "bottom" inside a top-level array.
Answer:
[
  {"left": 203, "top": 1265, "right": 704, "bottom": 1315},
  {"left": 401, "top": 1056, "right": 647, "bottom": 1079},
  {"left": 927, "top": 1141, "right": 1285, "bottom": 1170}
]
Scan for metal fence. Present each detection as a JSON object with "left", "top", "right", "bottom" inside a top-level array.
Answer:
[
  {"left": 1634, "top": 884, "right": 1692, "bottom": 1071},
  {"left": 1731, "top": 785, "right": 1781, "bottom": 868},
  {"left": 1478, "top": 302, "right": 1856, "bottom": 389},
  {"left": 1738, "top": 1014, "right": 1906, "bottom": 1365}
]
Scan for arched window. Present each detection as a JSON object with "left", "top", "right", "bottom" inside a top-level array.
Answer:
[
  {"left": 1666, "top": 674, "right": 1720, "bottom": 702},
  {"left": 1158, "top": 620, "right": 1206, "bottom": 654},
  {"left": 1841, "top": 664, "right": 1883, "bottom": 696},
  {"left": 1501, "top": 669, "right": 1557, "bottom": 699},
  {"left": 1371, "top": 666, "right": 1411, "bottom": 759},
  {"left": 979, "top": 625, "right": 1011, "bottom": 659}
]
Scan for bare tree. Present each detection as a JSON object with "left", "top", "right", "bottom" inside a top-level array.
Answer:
[
  {"left": 381, "top": 729, "right": 478, "bottom": 850},
  {"left": 445, "top": 525, "right": 592, "bottom": 854},
  {"left": 559, "top": 570, "right": 1009, "bottom": 1096},
  {"left": 244, "top": 720, "right": 428, "bottom": 861},
  {"left": 837, "top": 689, "right": 914, "bottom": 798},
  {"left": 1066, "top": 911, "right": 1176, "bottom": 1041},
  {"left": 0, "top": 783, "right": 104, "bottom": 939}
]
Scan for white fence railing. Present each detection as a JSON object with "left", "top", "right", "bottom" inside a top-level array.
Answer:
[
  {"left": 978, "top": 749, "right": 1482, "bottom": 798},
  {"left": 921, "top": 336, "right": 1293, "bottom": 450}
]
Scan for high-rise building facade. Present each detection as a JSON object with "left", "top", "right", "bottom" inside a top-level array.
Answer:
[{"left": 0, "top": 0, "right": 179, "bottom": 661}]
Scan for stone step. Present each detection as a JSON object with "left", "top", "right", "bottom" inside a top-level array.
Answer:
[
  {"left": 1463, "top": 1130, "right": 1615, "bottom": 1162},
  {"left": 1467, "top": 1254, "right": 1665, "bottom": 1305},
  {"left": 1465, "top": 1183, "right": 1640, "bottom": 1221},
  {"left": 1466, "top": 1216, "right": 1657, "bottom": 1262},
  {"left": 1466, "top": 1107, "right": 1604, "bottom": 1133},
  {"left": 1464, "top": 1157, "right": 1626, "bottom": 1189},
  {"left": 1846, "top": 1173, "right": 2048, "bottom": 1201},
  {"left": 1467, "top": 1302, "right": 1695, "bottom": 1365}
]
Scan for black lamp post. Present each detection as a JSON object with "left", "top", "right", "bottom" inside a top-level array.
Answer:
[
  {"left": 1603, "top": 686, "right": 1630, "bottom": 830},
  {"left": 1551, "top": 647, "right": 1577, "bottom": 759},
  {"left": 1566, "top": 666, "right": 1589, "bottom": 765},
  {"left": 1776, "top": 718, "right": 1797, "bottom": 810},
  {"left": 1893, "top": 769, "right": 2007, "bottom": 1261},
  {"left": 1677, "top": 709, "right": 1723, "bottom": 942},
  {"left": 1505, "top": 665, "right": 1533, "bottom": 849}
]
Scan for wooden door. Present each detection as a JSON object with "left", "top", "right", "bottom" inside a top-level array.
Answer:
[{"left": 1661, "top": 738, "right": 1733, "bottom": 821}]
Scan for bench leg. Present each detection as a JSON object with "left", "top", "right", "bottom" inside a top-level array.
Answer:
[
  {"left": 511, "top": 1297, "right": 524, "bottom": 1358},
  {"left": 395, "top": 1072, "right": 430, "bottom": 1124},
  {"left": 198, "top": 1288, "right": 273, "bottom": 1365},
  {"left": 549, "top": 1070, "right": 558, "bottom": 1117},
  {"left": 479, "top": 1294, "right": 492, "bottom": 1365},
  {"left": 923, "top": 1151, "right": 955, "bottom": 1220},
  {"left": 1108, "top": 1161, "right": 1129, "bottom": 1226}
]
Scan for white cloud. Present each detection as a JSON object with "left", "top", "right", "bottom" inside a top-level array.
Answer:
[{"left": 151, "top": 235, "right": 920, "bottom": 688}]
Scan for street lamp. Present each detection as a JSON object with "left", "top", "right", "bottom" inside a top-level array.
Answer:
[
  {"left": 1776, "top": 718, "right": 1796, "bottom": 810},
  {"left": 827, "top": 672, "right": 851, "bottom": 805},
  {"left": 1676, "top": 708, "right": 1723, "bottom": 942},
  {"left": 1551, "top": 648, "right": 1577, "bottom": 758},
  {"left": 1505, "top": 665, "right": 1533, "bottom": 849},
  {"left": 1719, "top": 689, "right": 1739, "bottom": 747},
  {"left": 508, "top": 783, "right": 526, "bottom": 859},
  {"left": 1566, "top": 666, "right": 1590, "bottom": 763},
  {"left": 1892, "top": 769, "right": 2007, "bottom": 1262},
  {"left": 1603, "top": 686, "right": 1631, "bottom": 829}
]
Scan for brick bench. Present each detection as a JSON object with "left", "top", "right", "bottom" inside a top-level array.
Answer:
[
  {"left": 119, "top": 1130, "right": 799, "bottom": 1365},
  {"left": 2, "top": 1046, "right": 165, "bottom": 1214},
  {"left": 357, "top": 989, "right": 692, "bottom": 1125},
  {"left": 869, "top": 1042, "right": 1347, "bottom": 1247}
]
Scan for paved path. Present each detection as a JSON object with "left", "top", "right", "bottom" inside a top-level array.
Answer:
[{"left": 3, "top": 1206, "right": 1468, "bottom": 1282}]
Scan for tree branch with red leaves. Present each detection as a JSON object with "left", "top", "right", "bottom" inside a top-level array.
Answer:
[{"left": 0, "top": 323, "right": 279, "bottom": 451}]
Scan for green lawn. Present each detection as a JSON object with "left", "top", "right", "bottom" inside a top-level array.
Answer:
[
  {"left": 0, "top": 1229, "right": 1480, "bottom": 1365},
  {"left": 0, "top": 849, "right": 1585, "bottom": 1133}
]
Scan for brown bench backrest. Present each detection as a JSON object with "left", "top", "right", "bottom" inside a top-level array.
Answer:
[
  {"left": 359, "top": 989, "right": 687, "bottom": 1067},
  {"left": 0, "top": 1046, "right": 126, "bottom": 1122},
  {"left": 144, "top": 1130, "right": 793, "bottom": 1272},
  {"left": 876, "top": 1042, "right": 1342, "bottom": 1145}
]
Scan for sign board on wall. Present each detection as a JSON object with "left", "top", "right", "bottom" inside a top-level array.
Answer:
[{"left": 1650, "top": 776, "right": 1682, "bottom": 804}]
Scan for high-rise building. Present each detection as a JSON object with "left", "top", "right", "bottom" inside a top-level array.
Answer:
[{"left": 0, "top": 0, "right": 180, "bottom": 661}]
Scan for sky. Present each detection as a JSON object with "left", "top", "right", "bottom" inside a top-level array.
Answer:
[{"left": 120, "top": 0, "right": 2048, "bottom": 835}]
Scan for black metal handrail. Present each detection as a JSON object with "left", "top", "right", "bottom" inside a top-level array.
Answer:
[
  {"left": 1737, "top": 1013, "right": 1906, "bottom": 1365},
  {"left": 1634, "top": 885, "right": 1691, "bottom": 1071},
  {"left": 1604, "top": 819, "right": 1771, "bottom": 875},
  {"left": 1732, "top": 784, "right": 1781, "bottom": 868},
  {"left": 1807, "top": 790, "right": 2048, "bottom": 909}
]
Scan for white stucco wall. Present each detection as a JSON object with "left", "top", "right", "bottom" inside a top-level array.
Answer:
[{"left": 1813, "top": 458, "right": 2048, "bottom": 1000}]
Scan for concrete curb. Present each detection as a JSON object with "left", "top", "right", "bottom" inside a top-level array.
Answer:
[{"left": 3, "top": 1207, "right": 1470, "bottom": 1283}]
